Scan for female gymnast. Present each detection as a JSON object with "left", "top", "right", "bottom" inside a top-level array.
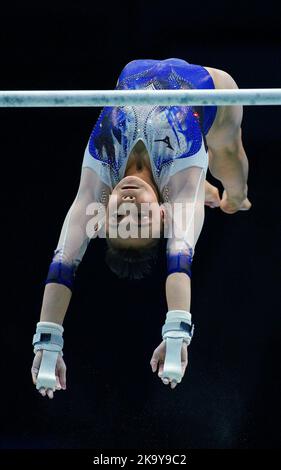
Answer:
[{"left": 31, "top": 58, "right": 251, "bottom": 398}]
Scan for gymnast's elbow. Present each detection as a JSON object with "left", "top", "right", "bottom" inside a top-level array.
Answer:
[{"left": 45, "top": 251, "right": 80, "bottom": 292}]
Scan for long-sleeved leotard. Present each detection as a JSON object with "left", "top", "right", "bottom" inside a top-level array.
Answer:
[
  {"left": 45, "top": 167, "right": 111, "bottom": 290},
  {"left": 45, "top": 58, "right": 216, "bottom": 288}
]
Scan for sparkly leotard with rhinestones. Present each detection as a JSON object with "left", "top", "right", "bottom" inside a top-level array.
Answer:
[{"left": 82, "top": 58, "right": 217, "bottom": 195}]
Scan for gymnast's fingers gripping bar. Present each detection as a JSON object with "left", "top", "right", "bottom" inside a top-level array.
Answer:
[{"left": 0, "top": 89, "right": 281, "bottom": 107}]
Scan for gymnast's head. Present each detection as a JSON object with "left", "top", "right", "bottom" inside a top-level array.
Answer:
[{"left": 104, "top": 175, "right": 165, "bottom": 280}]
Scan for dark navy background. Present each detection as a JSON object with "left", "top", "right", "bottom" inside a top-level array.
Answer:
[{"left": 0, "top": 0, "right": 280, "bottom": 449}]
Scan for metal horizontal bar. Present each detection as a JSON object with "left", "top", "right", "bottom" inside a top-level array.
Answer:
[{"left": 0, "top": 89, "right": 281, "bottom": 107}]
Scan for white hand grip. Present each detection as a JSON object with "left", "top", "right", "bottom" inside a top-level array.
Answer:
[
  {"left": 36, "top": 350, "right": 58, "bottom": 390},
  {"left": 162, "top": 337, "right": 183, "bottom": 383}
]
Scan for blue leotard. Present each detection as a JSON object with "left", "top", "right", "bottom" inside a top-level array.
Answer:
[{"left": 82, "top": 58, "right": 217, "bottom": 192}]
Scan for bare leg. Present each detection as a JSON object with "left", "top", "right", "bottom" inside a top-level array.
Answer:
[{"left": 208, "top": 130, "right": 252, "bottom": 214}]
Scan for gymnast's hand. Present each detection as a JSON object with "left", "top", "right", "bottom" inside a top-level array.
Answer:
[
  {"left": 31, "top": 350, "right": 67, "bottom": 399},
  {"left": 150, "top": 340, "right": 188, "bottom": 390}
]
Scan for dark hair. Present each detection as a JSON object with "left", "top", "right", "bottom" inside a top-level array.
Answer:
[{"left": 105, "top": 240, "right": 161, "bottom": 280}]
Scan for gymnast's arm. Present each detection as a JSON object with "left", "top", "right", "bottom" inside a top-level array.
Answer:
[
  {"left": 39, "top": 167, "right": 104, "bottom": 325},
  {"left": 165, "top": 166, "right": 206, "bottom": 312},
  {"left": 31, "top": 165, "right": 108, "bottom": 397},
  {"left": 150, "top": 167, "right": 206, "bottom": 388},
  {"left": 31, "top": 126, "right": 112, "bottom": 397}
]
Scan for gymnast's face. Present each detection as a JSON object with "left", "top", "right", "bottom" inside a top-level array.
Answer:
[{"left": 105, "top": 176, "right": 164, "bottom": 248}]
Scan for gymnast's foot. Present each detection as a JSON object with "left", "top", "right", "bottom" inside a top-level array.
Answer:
[
  {"left": 204, "top": 180, "right": 221, "bottom": 208},
  {"left": 220, "top": 189, "right": 252, "bottom": 214}
]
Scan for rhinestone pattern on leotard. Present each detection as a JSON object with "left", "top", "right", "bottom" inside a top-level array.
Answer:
[{"left": 87, "top": 59, "right": 217, "bottom": 190}]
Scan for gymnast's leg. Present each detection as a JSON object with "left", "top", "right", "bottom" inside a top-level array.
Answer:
[{"left": 208, "top": 132, "right": 251, "bottom": 214}]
